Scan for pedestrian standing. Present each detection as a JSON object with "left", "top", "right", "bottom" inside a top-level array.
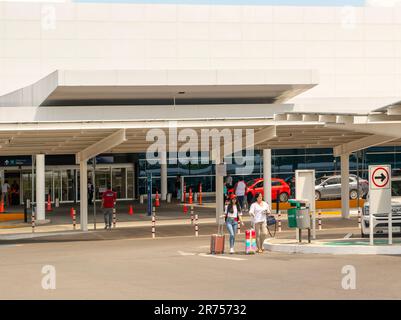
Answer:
[
  {"left": 249, "top": 192, "right": 271, "bottom": 253},
  {"left": 234, "top": 177, "right": 247, "bottom": 208},
  {"left": 88, "top": 180, "right": 94, "bottom": 205},
  {"left": 2, "top": 180, "right": 10, "bottom": 207},
  {"left": 175, "top": 176, "right": 181, "bottom": 200},
  {"left": 225, "top": 174, "right": 233, "bottom": 189},
  {"left": 223, "top": 195, "right": 244, "bottom": 254},
  {"left": 102, "top": 184, "right": 116, "bottom": 230}
]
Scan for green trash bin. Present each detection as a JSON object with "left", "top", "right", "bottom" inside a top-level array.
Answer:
[{"left": 288, "top": 199, "right": 302, "bottom": 228}]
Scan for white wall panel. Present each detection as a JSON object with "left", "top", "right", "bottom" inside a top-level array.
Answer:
[
  {"left": 3, "top": 40, "right": 41, "bottom": 58},
  {"left": 273, "top": 24, "right": 305, "bottom": 41},
  {"left": 210, "top": 23, "right": 242, "bottom": 41},
  {"left": 242, "top": 24, "right": 274, "bottom": 41},
  {"left": 177, "top": 22, "right": 209, "bottom": 40},
  {"left": 178, "top": 41, "right": 210, "bottom": 58},
  {"left": 272, "top": 7, "right": 304, "bottom": 24},
  {"left": 76, "top": 3, "right": 110, "bottom": 21},
  {"left": 145, "top": 4, "right": 177, "bottom": 22},
  {"left": 110, "top": 4, "right": 146, "bottom": 22},
  {"left": 41, "top": 21, "right": 77, "bottom": 40},
  {"left": 1, "top": 3, "right": 401, "bottom": 111},
  {"left": 242, "top": 6, "right": 273, "bottom": 23},
  {"left": 177, "top": 5, "right": 210, "bottom": 22},
  {"left": 4, "top": 21, "right": 41, "bottom": 39}
]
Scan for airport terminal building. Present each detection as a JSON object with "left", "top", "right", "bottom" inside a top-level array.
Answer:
[{"left": 1, "top": 0, "right": 401, "bottom": 228}]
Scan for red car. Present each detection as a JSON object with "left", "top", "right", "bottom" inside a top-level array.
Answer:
[{"left": 228, "top": 178, "right": 291, "bottom": 203}]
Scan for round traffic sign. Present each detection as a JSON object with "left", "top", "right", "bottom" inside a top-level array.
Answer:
[{"left": 371, "top": 167, "right": 390, "bottom": 188}]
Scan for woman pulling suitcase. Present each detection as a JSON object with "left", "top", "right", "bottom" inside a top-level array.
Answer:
[
  {"left": 249, "top": 192, "right": 271, "bottom": 253},
  {"left": 224, "top": 194, "right": 244, "bottom": 254}
]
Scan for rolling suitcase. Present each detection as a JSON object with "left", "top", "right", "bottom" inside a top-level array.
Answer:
[
  {"left": 245, "top": 229, "right": 257, "bottom": 255},
  {"left": 210, "top": 219, "right": 225, "bottom": 254}
]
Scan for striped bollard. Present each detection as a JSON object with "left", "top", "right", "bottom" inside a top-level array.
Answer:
[
  {"left": 113, "top": 208, "right": 116, "bottom": 228},
  {"left": 318, "top": 210, "right": 322, "bottom": 231},
  {"left": 190, "top": 205, "right": 194, "bottom": 225},
  {"left": 31, "top": 208, "right": 35, "bottom": 233},
  {"left": 73, "top": 209, "right": 76, "bottom": 230},
  {"left": 237, "top": 219, "right": 241, "bottom": 234},
  {"left": 195, "top": 214, "right": 199, "bottom": 237},
  {"left": 278, "top": 211, "right": 282, "bottom": 232},
  {"left": 358, "top": 208, "right": 362, "bottom": 229},
  {"left": 152, "top": 211, "right": 156, "bottom": 239}
]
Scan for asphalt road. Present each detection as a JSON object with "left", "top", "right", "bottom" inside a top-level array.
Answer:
[{"left": 1, "top": 230, "right": 401, "bottom": 300}]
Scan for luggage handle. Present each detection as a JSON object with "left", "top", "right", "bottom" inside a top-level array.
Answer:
[{"left": 218, "top": 214, "right": 225, "bottom": 235}]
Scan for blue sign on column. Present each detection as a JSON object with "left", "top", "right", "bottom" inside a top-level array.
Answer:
[{"left": 147, "top": 173, "right": 152, "bottom": 216}]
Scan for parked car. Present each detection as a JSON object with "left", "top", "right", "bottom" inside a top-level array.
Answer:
[
  {"left": 228, "top": 178, "right": 291, "bottom": 203},
  {"left": 315, "top": 175, "right": 368, "bottom": 201},
  {"left": 361, "top": 201, "right": 401, "bottom": 237}
]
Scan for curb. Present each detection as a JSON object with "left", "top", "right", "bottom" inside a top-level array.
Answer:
[{"left": 264, "top": 240, "right": 401, "bottom": 255}]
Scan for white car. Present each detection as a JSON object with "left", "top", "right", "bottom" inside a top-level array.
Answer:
[{"left": 361, "top": 201, "right": 401, "bottom": 237}]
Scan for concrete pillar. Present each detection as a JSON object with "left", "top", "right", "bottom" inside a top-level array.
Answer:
[
  {"left": 80, "top": 160, "right": 88, "bottom": 231},
  {"left": 263, "top": 149, "right": 272, "bottom": 205},
  {"left": 341, "top": 153, "right": 350, "bottom": 219},
  {"left": 160, "top": 151, "right": 167, "bottom": 201},
  {"left": 35, "top": 154, "right": 45, "bottom": 221},
  {"left": 214, "top": 149, "right": 224, "bottom": 224}
]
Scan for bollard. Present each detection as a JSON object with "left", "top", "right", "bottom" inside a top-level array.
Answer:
[
  {"left": 55, "top": 198, "right": 60, "bottom": 208},
  {"left": 190, "top": 205, "right": 194, "bottom": 225},
  {"left": 113, "top": 208, "right": 117, "bottom": 228},
  {"left": 152, "top": 210, "right": 156, "bottom": 239},
  {"left": 189, "top": 188, "right": 193, "bottom": 205},
  {"left": 72, "top": 209, "right": 76, "bottom": 230},
  {"left": 238, "top": 219, "right": 241, "bottom": 234},
  {"left": 278, "top": 211, "right": 282, "bottom": 233},
  {"left": 195, "top": 214, "right": 199, "bottom": 237},
  {"left": 31, "top": 208, "right": 35, "bottom": 233},
  {"left": 318, "top": 210, "right": 322, "bottom": 231},
  {"left": 358, "top": 208, "right": 362, "bottom": 229},
  {"left": 24, "top": 201, "right": 28, "bottom": 223},
  {"left": 198, "top": 183, "right": 202, "bottom": 205}
]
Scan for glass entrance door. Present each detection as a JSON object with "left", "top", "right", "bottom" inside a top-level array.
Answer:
[
  {"left": 95, "top": 168, "right": 111, "bottom": 199},
  {"left": 61, "top": 169, "right": 75, "bottom": 202}
]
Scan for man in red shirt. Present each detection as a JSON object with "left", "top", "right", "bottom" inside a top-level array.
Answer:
[{"left": 102, "top": 184, "right": 117, "bottom": 230}]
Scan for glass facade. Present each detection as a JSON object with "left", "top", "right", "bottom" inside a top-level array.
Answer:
[
  {"left": 2, "top": 147, "right": 401, "bottom": 204},
  {"left": 138, "top": 147, "right": 401, "bottom": 194}
]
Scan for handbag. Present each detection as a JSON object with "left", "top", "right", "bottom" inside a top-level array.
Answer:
[{"left": 266, "top": 215, "right": 276, "bottom": 226}]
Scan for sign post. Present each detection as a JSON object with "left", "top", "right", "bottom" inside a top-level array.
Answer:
[
  {"left": 295, "top": 170, "right": 316, "bottom": 240},
  {"left": 147, "top": 173, "right": 152, "bottom": 216},
  {"left": 368, "top": 165, "right": 392, "bottom": 245}
]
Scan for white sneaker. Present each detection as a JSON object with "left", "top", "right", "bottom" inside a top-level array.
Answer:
[{"left": 230, "top": 248, "right": 235, "bottom": 254}]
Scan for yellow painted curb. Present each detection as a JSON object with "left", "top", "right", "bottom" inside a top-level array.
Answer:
[
  {"left": 0, "top": 213, "right": 24, "bottom": 222},
  {"left": 271, "top": 199, "right": 365, "bottom": 210}
]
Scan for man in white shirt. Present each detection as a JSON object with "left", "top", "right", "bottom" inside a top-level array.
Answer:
[
  {"left": 234, "top": 178, "right": 247, "bottom": 208},
  {"left": 2, "top": 180, "right": 10, "bottom": 207}
]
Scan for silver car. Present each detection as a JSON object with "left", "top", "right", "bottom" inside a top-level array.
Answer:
[{"left": 315, "top": 175, "right": 368, "bottom": 201}]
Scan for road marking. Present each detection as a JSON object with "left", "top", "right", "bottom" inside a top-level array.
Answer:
[
  {"left": 177, "top": 251, "right": 197, "bottom": 256},
  {"left": 198, "top": 253, "right": 247, "bottom": 261},
  {"left": 344, "top": 233, "right": 353, "bottom": 239}
]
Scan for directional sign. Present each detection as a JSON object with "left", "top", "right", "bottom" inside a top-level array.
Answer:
[
  {"left": 368, "top": 165, "right": 392, "bottom": 246},
  {"left": 370, "top": 166, "right": 391, "bottom": 190}
]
